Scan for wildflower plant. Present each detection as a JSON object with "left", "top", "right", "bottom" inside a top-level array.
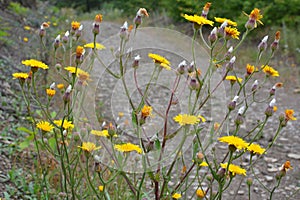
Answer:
[{"left": 14, "top": 3, "right": 298, "bottom": 200}]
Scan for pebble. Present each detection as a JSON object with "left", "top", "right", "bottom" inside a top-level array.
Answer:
[
  {"left": 287, "top": 153, "right": 300, "bottom": 160},
  {"left": 264, "top": 157, "right": 278, "bottom": 163},
  {"left": 265, "top": 175, "right": 274, "bottom": 182},
  {"left": 237, "top": 190, "right": 244, "bottom": 195}
]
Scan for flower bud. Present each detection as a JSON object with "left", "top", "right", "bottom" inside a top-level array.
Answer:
[
  {"left": 208, "top": 27, "right": 218, "bottom": 44},
  {"left": 39, "top": 26, "right": 46, "bottom": 38},
  {"left": 119, "top": 21, "right": 129, "bottom": 41},
  {"left": 217, "top": 167, "right": 226, "bottom": 178},
  {"left": 53, "top": 35, "right": 61, "bottom": 50},
  {"left": 50, "top": 82, "right": 56, "bottom": 90},
  {"left": 187, "top": 61, "right": 195, "bottom": 73},
  {"left": 63, "top": 85, "right": 72, "bottom": 103},
  {"left": 246, "top": 178, "right": 253, "bottom": 186},
  {"left": 269, "top": 85, "right": 276, "bottom": 96},
  {"left": 62, "top": 31, "right": 69, "bottom": 43},
  {"left": 217, "top": 21, "right": 227, "bottom": 37},
  {"left": 132, "top": 55, "right": 141, "bottom": 68},
  {"left": 245, "top": 18, "right": 256, "bottom": 30},
  {"left": 251, "top": 80, "right": 258, "bottom": 92},
  {"left": 176, "top": 60, "right": 187, "bottom": 74},
  {"left": 201, "top": 2, "right": 211, "bottom": 18},
  {"left": 226, "top": 56, "right": 236, "bottom": 71},
  {"left": 189, "top": 78, "right": 200, "bottom": 90},
  {"left": 224, "top": 46, "right": 233, "bottom": 60},
  {"left": 279, "top": 113, "right": 285, "bottom": 122},
  {"left": 92, "top": 23, "right": 100, "bottom": 35},
  {"left": 228, "top": 96, "right": 239, "bottom": 111},
  {"left": 75, "top": 25, "right": 83, "bottom": 39},
  {"left": 271, "top": 31, "right": 280, "bottom": 51},
  {"left": 258, "top": 35, "right": 268, "bottom": 52}
]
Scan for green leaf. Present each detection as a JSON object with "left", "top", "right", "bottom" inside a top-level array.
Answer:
[
  {"left": 48, "top": 137, "right": 57, "bottom": 152},
  {"left": 155, "top": 138, "right": 161, "bottom": 151},
  {"left": 131, "top": 111, "right": 138, "bottom": 128},
  {"left": 17, "top": 126, "right": 34, "bottom": 135},
  {"left": 19, "top": 140, "right": 30, "bottom": 150}
]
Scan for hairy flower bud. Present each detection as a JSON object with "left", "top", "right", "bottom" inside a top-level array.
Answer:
[
  {"left": 251, "top": 80, "right": 258, "bottom": 92},
  {"left": 189, "top": 78, "right": 200, "bottom": 90},
  {"left": 258, "top": 35, "right": 268, "bottom": 52},
  {"left": 177, "top": 60, "right": 187, "bottom": 74},
  {"left": 208, "top": 27, "right": 218, "bottom": 44},
  {"left": 187, "top": 61, "right": 195, "bottom": 73},
  {"left": 226, "top": 56, "right": 236, "bottom": 71},
  {"left": 228, "top": 96, "right": 239, "bottom": 111},
  {"left": 132, "top": 55, "right": 141, "bottom": 68}
]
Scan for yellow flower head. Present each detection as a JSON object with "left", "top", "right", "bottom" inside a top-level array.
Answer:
[
  {"left": 54, "top": 119, "right": 74, "bottom": 130},
  {"left": 160, "top": 63, "right": 171, "bottom": 70},
  {"left": 220, "top": 163, "right": 246, "bottom": 176},
  {"left": 275, "top": 31, "right": 280, "bottom": 41},
  {"left": 12, "top": 72, "right": 29, "bottom": 80},
  {"left": 225, "top": 75, "right": 243, "bottom": 84},
  {"left": 261, "top": 65, "right": 279, "bottom": 77},
  {"left": 114, "top": 143, "right": 142, "bottom": 154},
  {"left": 282, "top": 161, "right": 293, "bottom": 172},
  {"left": 196, "top": 189, "right": 206, "bottom": 198},
  {"left": 76, "top": 46, "right": 85, "bottom": 56},
  {"left": 24, "top": 26, "right": 31, "bottom": 30},
  {"left": 22, "top": 59, "right": 49, "bottom": 70},
  {"left": 148, "top": 53, "right": 170, "bottom": 66},
  {"left": 71, "top": 21, "right": 81, "bottom": 30},
  {"left": 141, "top": 105, "right": 152, "bottom": 118},
  {"left": 46, "top": 88, "right": 56, "bottom": 97},
  {"left": 98, "top": 185, "right": 104, "bottom": 192},
  {"left": 78, "top": 142, "right": 101, "bottom": 152},
  {"left": 64, "top": 66, "right": 85, "bottom": 75},
  {"left": 247, "top": 143, "right": 266, "bottom": 155},
  {"left": 91, "top": 130, "right": 109, "bottom": 137},
  {"left": 225, "top": 27, "right": 240, "bottom": 39},
  {"left": 173, "top": 114, "right": 200, "bottom": 126},
  {"left": 249, "top": 8, "right": 263, "bottom": 24},
  {"left": 57, "top": 83, "right": 64, "bottom": 90},
  {"left": 246, "top": 64, "right": 256, "bottom": 75},
  {"left": 23, "top": 37, "right": 28, "bottom": 42},
  {"left": 78, "top": 70, "right": 90, "bottom": 83},
  {"left": 285, "top": 109, "right": 297, "bottom": 121},
  {"left": 214, "top": 17, "right": 237, "bottom": 26},
  {"left": 218, "top": 135, "right": 248, "bottom": 150},
  {"left": 199, "top": 161, "right": 208, "bottom": 167},
  {"left": 172, "top": 193, "right": 182, "bottom": 199},
  {"left": 84, "top": 42, "right": 106, "bottom": 50},
  {"left": 36, "top": 121, "right": 54, "bottom": 132},
  {"left": 203, "top": 2, "right": 211, "bottom": 13},
  {"left": 183, "top": 14, "right": 214, "bottom": 26},
  {"left": 95, "top": 14, "right": 103, "bottom": 23}
]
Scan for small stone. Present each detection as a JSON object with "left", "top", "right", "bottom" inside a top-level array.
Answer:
[
  {"left": 264, "top": 157, "right": 278, "bottom": 163},
  {"left": 287, "top": 153, "right": 300, "bottom": 160},
  {"left": 267, "top": 167, "right": 278, "bottom": 173},
  {"left": 237, "top": 190, "right": 244, "bottom": 195},
  {"left": 265, "top": 175, "right": 273, "bottom": 182}
]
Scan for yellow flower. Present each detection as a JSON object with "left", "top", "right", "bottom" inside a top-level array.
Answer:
[
  {"left": 225, "top": 27, "right": 240, "bottom": 39},
  {"left": 198, "top": 115, "right": 206, "bottom": 123},
  {"left": 199, "top": 161, "right": 208, "bottom": 167},
  {"left": 261, "top": 65, "right": 279, "bottom": 77},
  {"left": 196, "top": 189, "right": 206, "bottom": 198},
  {"left": 281, "top": 161, "right": 293, "bottom": 172},
  {"left": 172, "top": 193, "right": 182, "bottom": 199},
  {"left": 183, "top": 14, "right": 214, "bottom": 26},
  {"left": 114, "top": 143, "right": 142, "bottom": 154},
  {"left": 36, "top": 121, "right": 54, "bottom": 132},
  {"left": 64, "top": 66, "right": 85, "bottom": 75},
  {"left": 218, "top": 135, "right": 248, "bottom": 150},
  {"left": 78, "top": 142, "right": 101, "bottom": 152},
  {"left": 57, "top": 84, "right": 64, "bottom": 89},
  {"left": 285, "top": 109, "right": 297, "bottom": 121},
  {"left": 246, "top": 64, "right": 257, "bottom": 75},
  {"left": 173, "top": 114, "right": 200, "bottom": 126},
  {"left": 23, "top": 37, "right": 28, "bottom": 42},
  {"left": 95, "top": 14, "right": 103, "bottom": 23},
  {"left": 91, "top": 130, "right": 109, "bottom": 137},
  {"left": 22, "top": 59, "right": 49, "bottom": 70},
  {"left": 24, "top": 26, "right": 31, "bottom": 30},
  {"left": 54, "top": 119, "right": 74, "bottom": 130},
  {"left": 71, "top": 21, "right": 80, "bottom": 30},
  {"left": 214, "top": 17, "right": 237, "bottom": 26},
  {"left": 273, "top": 106, "right": 278, "bottom": 112},
  {"left": 247, "top": 143, "right": 265, "bottom": 155},
  {"left": 141, "top": 105, "right": 152, "bottom": 118},
  {"left": 148, "top": 53, "right": 170, "bottom": 66},
  {"left": 225, "top": 76, "right": 243, "bottom": 84},
  {"left": 160, "top": 63, "right": 171, "bottom": 70},
  {"left": 220, "top": 163, "right": 246, "bottom": 176},
  {"left": 84, "top": 42, "right": 106, "bottom": 50},
  {"left": 118, "top": 112, "right": 124, "bottom": 117},
  {"left": 12, "top": 72, "right": 29, "bottom": 79},
  {"left": 76, "top": 46, "right": 85, "bottom": 56},
  {"left": 78, "top": 70, "right": 90, "bottom": 85},
  {"left": 98, "top": 185, "right": 104, "bottom": 192},
  {"left": 46, "top": 89, "right": 56, "bottom": 97},
  {"left": 249, "top": 8, "right": 263, "bottom": 25}
]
